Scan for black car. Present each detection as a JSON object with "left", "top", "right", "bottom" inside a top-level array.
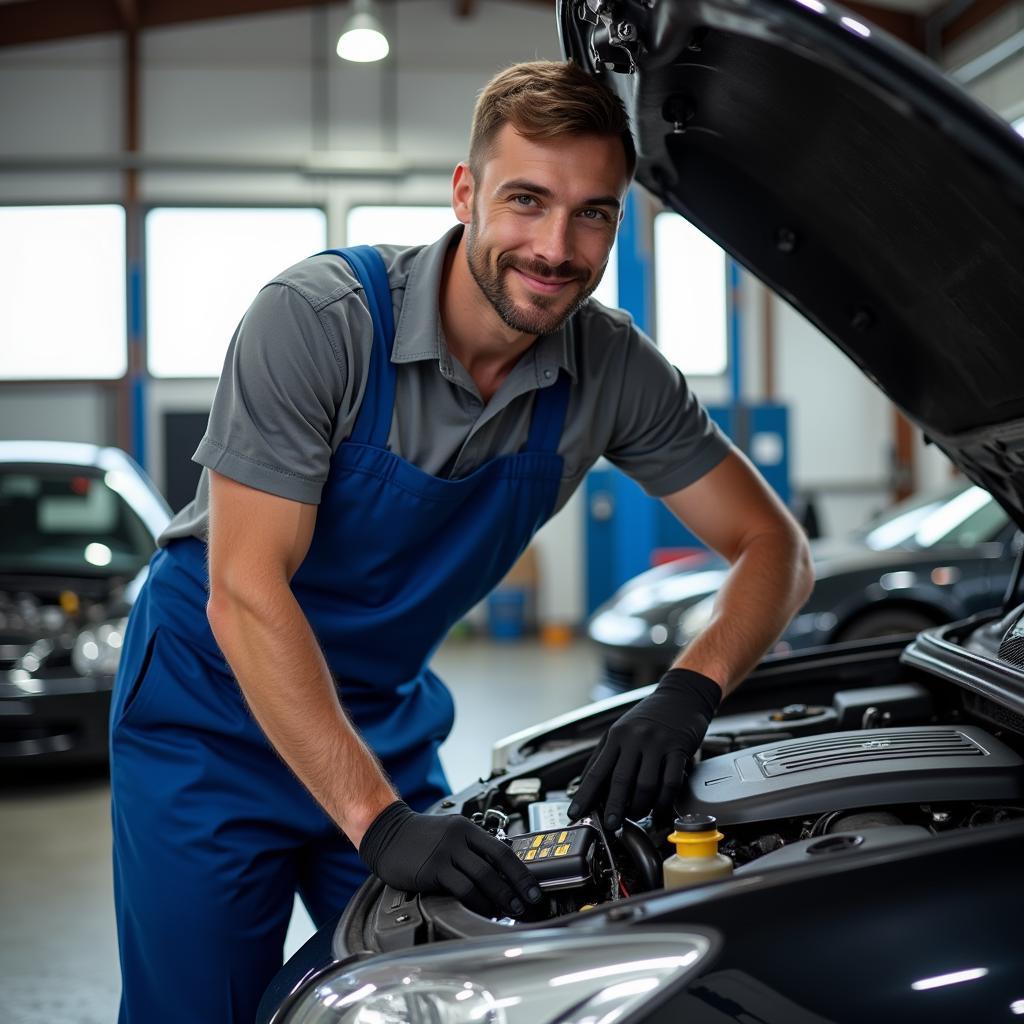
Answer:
[
  {"left": 261, "top": 0, "right": 1024, "bottom": 1019},
  {"left": 592, "top": 482, "right": 1017, "bottom": 693},
  {"left": 0, "top": 441, "right": 170, "bottom": 764}
]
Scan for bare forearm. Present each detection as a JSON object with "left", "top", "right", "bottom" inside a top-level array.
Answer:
[
  {"left": 674, "top": 528, "right": 813, "bottom": 694},
  {"left": 207, "top": 585, "right": 396, "bottom": 848}
]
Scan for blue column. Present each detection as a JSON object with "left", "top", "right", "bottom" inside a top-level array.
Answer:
[
  {"left": 128, "top": 260, "right": 147, "bottom": 468},
  {"left": 727, "top": 259, "right": 745, "bottom": 450}
]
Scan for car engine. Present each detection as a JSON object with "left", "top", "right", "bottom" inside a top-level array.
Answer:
[
  {"left": 0, "top": 576, "right": 129, "bottom": 678},
  {"left": 423, "top": 683, "right": 1024, "bottom": 927}
]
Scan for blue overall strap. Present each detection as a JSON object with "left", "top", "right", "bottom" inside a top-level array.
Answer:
[
  {"left": 319, "top": 246, "right": 396, "bottom": 449},
  {"left": 521, "top": 371, "right": 571, "bottom": 454}
]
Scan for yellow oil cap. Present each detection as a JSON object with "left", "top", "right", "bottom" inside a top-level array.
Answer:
[{"left": 668, "top": 813, "right": 724, "bottom": 859}]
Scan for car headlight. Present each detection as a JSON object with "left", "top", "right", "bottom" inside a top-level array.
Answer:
[
  {"left": 589, "top": 611, "right": 649, "bottom": 646},
  {"left": 676, "top": 596, "right": 716, "bottom": 643},
  {"left": 280, "top": 930, "right": 715, "bottom": 1024},
  {"left": 71, "top": 618, "right": 128, "bottom": 676}
]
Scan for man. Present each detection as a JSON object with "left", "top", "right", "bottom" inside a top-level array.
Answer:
[{"left": 110, "top": 60, "right": 813, "bottom": 1023}]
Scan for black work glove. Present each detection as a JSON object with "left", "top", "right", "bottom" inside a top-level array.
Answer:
[
  {"left": 567, "top": 668, "right": 721, "bottom": 830},
  {"left": 360, "top": 801, "right": 544, "bottom": 919}
]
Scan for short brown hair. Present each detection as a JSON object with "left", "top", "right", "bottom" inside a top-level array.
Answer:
[{"left": 469, "top": 60, "right": 636, "bottom": 179}]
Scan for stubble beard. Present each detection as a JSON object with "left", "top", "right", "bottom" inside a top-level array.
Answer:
[{"left": 464, "top": 220, "right": 602, "bottom": 337}]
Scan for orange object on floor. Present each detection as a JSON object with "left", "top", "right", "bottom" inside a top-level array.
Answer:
[{"left": 540, "top": 623, "right": 574, "bottom": 648}]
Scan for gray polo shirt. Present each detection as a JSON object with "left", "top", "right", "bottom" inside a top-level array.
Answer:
[{"left": 160, "top": 225, "right": 731, "bottom": 546}]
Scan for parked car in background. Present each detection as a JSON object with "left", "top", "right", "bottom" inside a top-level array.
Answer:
[
  {"left": 590, "top": 482, "right": 1016, "bottom": 692},
  {"left": 0, "top": 441, "right": 170, "bottom": 765},
  {"left": 260, "top": 0, "right": 1024, "bottom": 1018}
]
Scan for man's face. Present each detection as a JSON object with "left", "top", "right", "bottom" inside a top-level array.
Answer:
[{"left": 455, "top": 124, "right": 630, "bottom": 336}]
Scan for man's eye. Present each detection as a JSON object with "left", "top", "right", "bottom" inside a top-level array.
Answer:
[
  {"left": 512, "top": 195, "right": 537, "bottom": 207},
  {"left": 580, "top": 208, "right": 609, "bottom": 221}
]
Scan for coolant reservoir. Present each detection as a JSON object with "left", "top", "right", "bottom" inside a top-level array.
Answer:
[{"left": 663, "top": 813, "right": 734, "bottom": 890}]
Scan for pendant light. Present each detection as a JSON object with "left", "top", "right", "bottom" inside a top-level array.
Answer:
[{"left": 336, "top": 0, "right": 390, "bottom": 63}]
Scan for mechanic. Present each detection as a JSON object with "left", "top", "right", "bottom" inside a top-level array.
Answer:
[{"left": 109, "top": 60, "right": 813, "bottom": 1023}]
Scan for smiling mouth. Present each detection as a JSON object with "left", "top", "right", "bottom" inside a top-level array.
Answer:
[{"left": 510, "top": 267, "right": 579, "bottom": 295}]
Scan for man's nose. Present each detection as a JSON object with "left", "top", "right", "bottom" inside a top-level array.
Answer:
[{"left": 532, "top": 211, "right": 574, "bottom": 269}]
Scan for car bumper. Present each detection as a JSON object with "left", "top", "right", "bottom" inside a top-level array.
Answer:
[{"left": 0, "top": 673, "right": 113, "bottom": 764}]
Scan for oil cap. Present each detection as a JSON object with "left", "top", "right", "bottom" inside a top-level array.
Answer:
[
  {"left": 668, "top": 814, "right": 724, "bottom": 858},
  {"left": 674, "top": 813, "right": 718, "bottom": 832}
]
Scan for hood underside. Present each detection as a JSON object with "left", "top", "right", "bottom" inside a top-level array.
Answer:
[{"left": 559, "top": 0, "right": 1024, "bottom": 527}]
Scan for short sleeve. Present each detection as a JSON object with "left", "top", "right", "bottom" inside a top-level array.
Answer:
[
  {"left": 193, "top": 282, "right": 348, "bottom": 505},
  {"left": 605, "top": 326, "right": 733, "bottom": 496}
]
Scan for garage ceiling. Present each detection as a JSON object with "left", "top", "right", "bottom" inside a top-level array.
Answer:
[{"left": 0, "top": 0, "right": 1013, "bottom": 52}]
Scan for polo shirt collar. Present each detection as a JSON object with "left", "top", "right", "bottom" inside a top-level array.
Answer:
[{"left": 391, "top": 224, "right": 579, "bottom": 384}]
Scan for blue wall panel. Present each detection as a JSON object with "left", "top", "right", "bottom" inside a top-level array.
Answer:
[{"left": 585, "top": 405, "right": 789, "bottom": 614}]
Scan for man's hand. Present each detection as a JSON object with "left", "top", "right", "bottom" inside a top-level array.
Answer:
[
  {"left": 360, "top": 801, "right": 544, "bottom": 918},
  {"left": 566, "top": 669, "right": 721, "bottom": 830}
]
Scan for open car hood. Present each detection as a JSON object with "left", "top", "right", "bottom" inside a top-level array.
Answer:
[{"left": 559, "top": 0, "right": 1024, "bottom": 528}]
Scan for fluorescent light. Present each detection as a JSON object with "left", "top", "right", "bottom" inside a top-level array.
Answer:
[
  {"left": 912, "top": 968, "right": 988, "bottom": 991},
  {"left": 337, "top": 0, "right": 389, "bottom": 63}
]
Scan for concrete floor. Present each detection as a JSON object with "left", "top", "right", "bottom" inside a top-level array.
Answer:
[{"left": 0, "top": 637, "right": 598, "bottom": 1023}]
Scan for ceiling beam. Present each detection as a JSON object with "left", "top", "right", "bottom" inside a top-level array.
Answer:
[
  {"left": 113, "top": 0, "right": 139, "bottom": 31},
  {"left": 940, "top": 0, "right": 1015, "bottom": 45},
  {"left": 1, "top": 0, "right": 1013, "bottom": 55},
  {"left": 0, "top": 0, "right": 320, "bottom": 48},
  {"left": 0, "top": 1, "right": 122, "bottom": 48}
]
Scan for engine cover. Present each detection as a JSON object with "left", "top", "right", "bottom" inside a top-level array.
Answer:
[{"left": 679, "top": 725, "right": 1024, "bottom": 825}]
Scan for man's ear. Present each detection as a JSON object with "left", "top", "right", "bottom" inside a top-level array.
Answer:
[{"left": 452, "top": 162, "right": 474, "bottom": 226}]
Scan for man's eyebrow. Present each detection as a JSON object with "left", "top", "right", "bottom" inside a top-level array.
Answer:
[{"left": 496, "top": 179, "right": 621, "bottom": 210}]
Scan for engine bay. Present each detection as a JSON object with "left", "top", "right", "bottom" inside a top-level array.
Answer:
[
  {"left": 479, "top": 720, "right": 1024, "bottom": 920},
  {"left": 361, "top": 667, "right": 1024, "bottom": 948}
]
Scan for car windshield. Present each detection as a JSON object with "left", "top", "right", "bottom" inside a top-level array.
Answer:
[
  {"left": 855, "top": 484, "right": 1010, "bottom": 551},
  {"left": 0, "top": 465, "right": 156, "bottom": 575}
]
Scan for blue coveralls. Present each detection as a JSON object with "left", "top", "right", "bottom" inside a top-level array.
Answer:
[{"left": 109, "top": 246, "right": 571, "bottom": 1023}]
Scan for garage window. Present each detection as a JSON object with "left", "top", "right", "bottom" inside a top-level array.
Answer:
[
  {"left": 654, "top": 212, "right": 727, "bottom": 376},
  {"left": 346, "top": 204, "right": 619, "bottom": 309},
  {"left": 0, "top": 205, "right": 127, "bottom": 380},
  {"left": 146, "top": 207, "right": 327, "bottom": 378},
  {"left": 347, "top": 205, "right": 456, "bottom": 247}
]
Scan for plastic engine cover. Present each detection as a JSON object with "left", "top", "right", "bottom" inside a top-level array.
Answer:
[
  {"left": 679, "top": 725, "right": 1024, "bottom": 825},
  {"left": 734, "top": 826, "right": 931, "bottom": 875}
]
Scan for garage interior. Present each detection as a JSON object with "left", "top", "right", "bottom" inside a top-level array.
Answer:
[{"left": 1, "top": 0, "right": 1023, "bottom": 1021}]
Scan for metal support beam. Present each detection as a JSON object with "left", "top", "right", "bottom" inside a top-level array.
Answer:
[
  {"left": 0, "top": 151, "right": 455, "bottom": 178},
  {"left": 951, "top": 25, "right": 1024, "bottom": 82}
]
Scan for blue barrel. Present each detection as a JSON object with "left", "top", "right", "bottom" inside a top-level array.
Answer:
[{"left": 487, "top": 587, "right": 527, "bottom": 640}]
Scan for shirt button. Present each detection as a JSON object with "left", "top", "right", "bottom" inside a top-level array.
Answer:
[{"left": 544, "top": 370, "right": 552, "bottom": 379}]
